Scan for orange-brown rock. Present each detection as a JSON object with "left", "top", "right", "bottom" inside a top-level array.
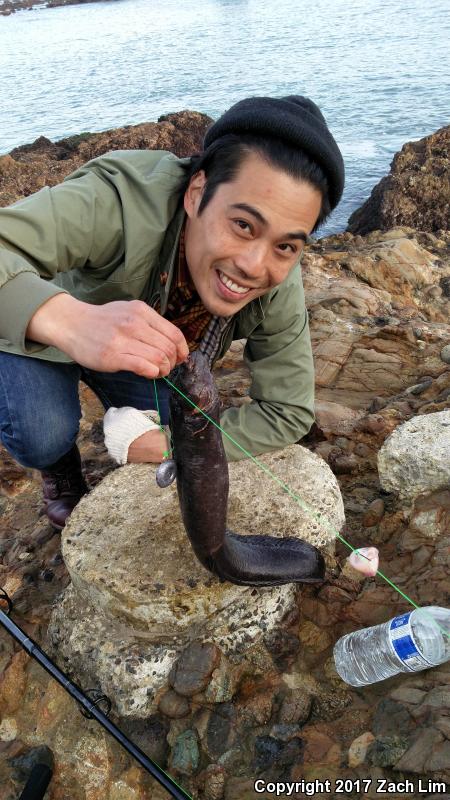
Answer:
[
  {"left": 0, "top": 111, "right": 212, "bottom": 207},
  {"left": 1, "top": 117, "right": 449, "bottom": 799}
]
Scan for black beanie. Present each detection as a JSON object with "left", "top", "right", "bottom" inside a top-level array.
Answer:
[{"left": 203, "top": 95, "right": 345, "bottom": 210}]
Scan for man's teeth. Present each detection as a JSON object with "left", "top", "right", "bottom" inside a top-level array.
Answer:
[{"left": 218, "top": 271, "right": 249, "bottom": 294}]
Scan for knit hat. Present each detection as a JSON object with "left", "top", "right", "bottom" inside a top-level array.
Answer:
[{"left": 203, "top": 95, "right": 345, "bottom": 210}]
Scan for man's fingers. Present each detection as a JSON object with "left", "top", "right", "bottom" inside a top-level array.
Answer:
[
  {"left": 135, "top": 326, "right": 180, "bottom": 369},
  {"left": 118, "top": 341, "right": 174, "bottom": 377},
  {"left": 131, "top": 302, "right": 189, "bottom": 363},
  {"left": 118, "top": 354, "right": 162, "bottom": 380}
]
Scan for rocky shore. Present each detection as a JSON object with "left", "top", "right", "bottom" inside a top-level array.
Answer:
[
  {"left": 0, "top": 115, "right": 449, "bottom": 799},
  {"left": 0, "top": 0, "right": 116, "bottom": 16},
  {"left": 0, "top": 0, "right": 116, "bottom": 17}
]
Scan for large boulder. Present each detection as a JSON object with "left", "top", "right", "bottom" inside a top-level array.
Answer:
[
  {"left": 378, "top": 409, "right": 450, "bottom": 503},
  {"left": 48, "top": 446, "right": 343, "bottom": 716},
  {"left": 0, "top": 110, "right": 212, "bottom": 206},
  {"left": 347, "top": 126, "right": 450, "bottom": 235}
]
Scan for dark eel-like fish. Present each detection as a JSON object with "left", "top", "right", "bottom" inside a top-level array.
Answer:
[{"left": 156, "top": 351, "right": 325, "bottom": 587}]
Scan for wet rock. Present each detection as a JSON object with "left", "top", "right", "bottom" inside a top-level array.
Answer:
[
  {"left": 169, "top": 729, "right": 200, "bottom": 776},
  {"left": 205, "top": 703, "right": 236, "bottom": 761},
  {"left": 372, "top": 699, "right": 417, "bottom": 737},
  {"left": 427, "top": 740, "right": 450, "bottom": 772},
  {"left": 1, "top": 112, "right": 212, "bottom": 208},
  {"left": 347, "top": 126, "right": 450, "bottom": 234},
  {"left": 238, "top": 692, "right": 274, "bottom": 728},
  {"left": 169, "top": 642, "right": 221, "bottom": 698},
  {"left": 297, "top": 620, "right": 332, "bottom": 652},
  {"left": 378, "top": 410, "right": 450, "bottom": 501},
  {"left": 49, "top": 446, "right": 342, "bottom": 716},
  {"left": 314, "top": 401, "right": 365, "bottom": 437},
  {"left": 269, "top": 722, "right": 302, "bottom": 741},
  {"left": 301, "top": 726, "right": 340, "bottom": 766},
  {"left": 311, "top": 687, "right": 353, "bottom": 721},
  {"left": 0, "top": 717, "right": 18, "bottom": 741},
  {"left": 348, "top": 731, "right": 375, "bottom": 767},
  {"left": 195, "top": 763, "right": 226, "bottom": 800},
  {"left": 119, "top": 715, "right": 170, "bottom": 767},
  {"left": 411, "top": 687, "right": 450, "bottom": 717},
  {"left": 278, "top": 690, "right": 313, "bottom": 726},
  {"left": 0, "top": 651, "right": 28, "bottom": 714},
  {"left": 362, "top": 498, "right": 385, "bottom": 528},
  {"left": 395, "top": 728, "right": 444, "bottom": 773},
  {"left": 368, "top": 735, "right": 410, "bottom": 767},
  {"left": 253, "top": 734, "right": 302, "bottom": 772},
  {"left": 328, "top": 452, "right": 359, "bottom": 475},
  {"left": 263, "top": 628, "right": 300, "bottom": 671},
  {"left": 158, "top": 689, "right": 191, "bottom": 719},
  {"left": 203, "top": 655, "right": 236, "bottom": 704},
  {"left": 389, "top": 686, "right": 428, "bottom": 706}
]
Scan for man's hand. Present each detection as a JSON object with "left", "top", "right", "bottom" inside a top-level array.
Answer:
[{"left": 26, "top": 294, "right": 189, "bottom": 378}]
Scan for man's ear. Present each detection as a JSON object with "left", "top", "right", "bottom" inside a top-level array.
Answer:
[{"left": 184, "top": 170, "right": 207, "bottom": 218}]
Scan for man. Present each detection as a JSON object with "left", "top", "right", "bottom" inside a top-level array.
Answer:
[{"left": 0, "top": 95, "right": 344, "bottom": 531}]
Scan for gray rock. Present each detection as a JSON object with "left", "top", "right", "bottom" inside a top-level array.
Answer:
[
  {"left": 389, "top": 686, "right": 428, "bottom": 705},
  {"left": 427, "top": 739, "right": 450, "bottom": 772},
  {"left": 49, "top": 447, "right": 342, "bottom": 716},
  {"left": 372, "top": 699, "right": 416, "bottom": 737},
  {"left": 378, "top": 410, "right": 450, "bottom": 501},
  {"left": 367, "top": 735, "right": 410, "bottom": 767},
  {"left": 169, "top": 729, "right": 200, "bottom": 776},
  {"left": 278, "top": 690, "right": 313, "bottom": 725},
  {"left": 395, "top": 728, "right": 444, "bottom": 773},
  {"left": 196, "top": 764, "right": 226, "bottom": 800},
  {"left": 412, "top": 688, "right": 450, "bottom": 717},
  {"left": 169, "top": 642, "right": 221, "bottom": 697},
  {"left": 440, "top": 345, "right": 450, "bottom": 364},
  {"left": 158, "top": 690, "right": 191, "bottom": 719},
  {"left": 119, "top": 715, "right": 169, "bottom": 767},
  {"left": 205, "top": 702, "right": 236, "bottom": 761}
]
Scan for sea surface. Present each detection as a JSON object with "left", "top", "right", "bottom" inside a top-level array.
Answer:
[{"left": 1, "top": 0, "right": 449, "bottom": 234}]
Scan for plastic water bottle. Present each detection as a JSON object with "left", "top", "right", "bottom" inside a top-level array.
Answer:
[{"left": 333, "top": 607, "right": 450, "bottom": 687}]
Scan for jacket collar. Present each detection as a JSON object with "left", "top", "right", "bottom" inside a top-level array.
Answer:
[{"left": 157, "top": 204, "right": 186, "bottom": 315}]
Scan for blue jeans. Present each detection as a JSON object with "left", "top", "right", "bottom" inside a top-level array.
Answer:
[{"left": 0, "top": 352, "right": 171, "bottom": 470}]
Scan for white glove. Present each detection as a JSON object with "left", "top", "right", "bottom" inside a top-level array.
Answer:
[{"left": 103, "top": 407, "right": 161, "bottom": 465}]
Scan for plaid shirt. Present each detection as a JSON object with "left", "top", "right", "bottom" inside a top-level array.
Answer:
[{"left": 155, "top": 225, "right": 231, "bottom": 367}]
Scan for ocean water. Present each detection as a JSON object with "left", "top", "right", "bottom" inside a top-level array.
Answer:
[{"left": 0, "top": 0, "right": 449, "bottom": 234}]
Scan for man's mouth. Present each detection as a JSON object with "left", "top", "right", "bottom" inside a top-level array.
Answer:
[{"left": 217, "top": 270, "right": 251, "bottom": 296}]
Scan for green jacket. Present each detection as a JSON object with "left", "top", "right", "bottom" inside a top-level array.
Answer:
[{"left": 0, "top": 149, "right": 315, "bottom": 461}]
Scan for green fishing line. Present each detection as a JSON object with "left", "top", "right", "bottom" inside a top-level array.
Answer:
[
  {"left": 152, "top": 379, "right": 172, "bottom": 459},
  {"left": 160, "top": 375, "right": 449, "bottom": 641}
]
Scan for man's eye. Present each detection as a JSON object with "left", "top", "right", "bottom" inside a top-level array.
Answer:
[
  {"left": 278, "top": 243, "right": 297, "bottom": 255},
  {"left": 233, "top": 219, "right": 251, "bottom": 232}
]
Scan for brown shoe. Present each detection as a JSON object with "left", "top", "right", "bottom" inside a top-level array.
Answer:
[{"left": 41, "top": 445, "right": 89, "bottom": 530}]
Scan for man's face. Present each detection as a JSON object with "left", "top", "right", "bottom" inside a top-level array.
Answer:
[{"left": 183, "top": 150, "right": 322, "bottom": 316}]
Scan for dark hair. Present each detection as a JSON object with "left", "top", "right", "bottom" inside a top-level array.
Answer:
[{"left": 179, "top": 133, "right": 332, "bottom": 233}]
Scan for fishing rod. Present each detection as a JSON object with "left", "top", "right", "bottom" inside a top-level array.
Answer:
[{"left": 0, "top": 589, "right": 192, "bottom": 800}]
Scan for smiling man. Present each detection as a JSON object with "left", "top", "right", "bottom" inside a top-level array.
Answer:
[{"left": 0, "top": 95, "right": 344, "bottom": 529}]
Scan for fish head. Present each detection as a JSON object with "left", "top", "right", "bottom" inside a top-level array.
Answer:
[{"left": 169, "top": 351, "right": 217, "bottom": 414}]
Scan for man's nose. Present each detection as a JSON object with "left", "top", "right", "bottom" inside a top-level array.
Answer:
[{"left": 233, "top": 241, "right": 268, "bottom": 279}]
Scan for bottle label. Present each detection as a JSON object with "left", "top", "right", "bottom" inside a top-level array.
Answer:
[{"left": 389, "top": 612, "right": 432, "bottom": 669}]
